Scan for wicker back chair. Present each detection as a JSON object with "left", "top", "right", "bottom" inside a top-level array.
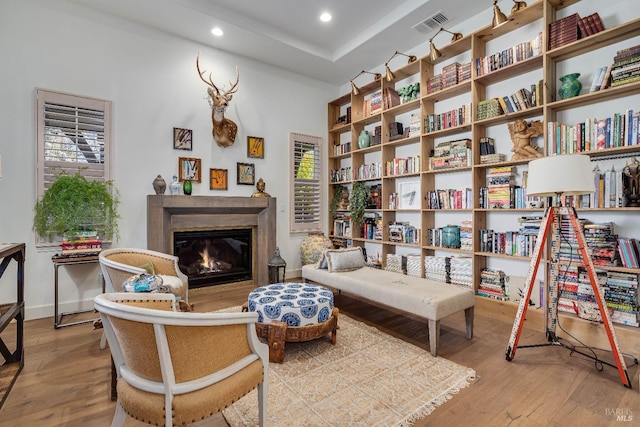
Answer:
[{"left": 95, "top": 292, "right": 268, "bottom": 427}]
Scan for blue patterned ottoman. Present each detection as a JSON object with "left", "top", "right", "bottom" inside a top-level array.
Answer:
[{"left": 246, "top": 282, "right": 338, "bottom": 362}]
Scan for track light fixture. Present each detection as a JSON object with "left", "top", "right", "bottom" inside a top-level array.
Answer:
[
  {"left": 428, "top": 27, "right": 463, "bottom": 61},
  {"left": 492, "top": 0, "right": 509, "bottom": 28},
  {"left": 384, "top": 51, "right": 418, "bottom": 81},
  {"left": 349, "top": 70, "right": 382, "bottom": 95}
]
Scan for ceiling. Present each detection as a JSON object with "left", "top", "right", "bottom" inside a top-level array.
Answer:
[{"left": 70, "top": 0, "right": 490, "bottom": 85}]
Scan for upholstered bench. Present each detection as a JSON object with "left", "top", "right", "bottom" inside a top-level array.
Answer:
[
  {"left": 301, "top": 247, "right": 474, "bottom": 357},
  {"left": 245, "top": 283, "right": 338, "bottom": 362}
]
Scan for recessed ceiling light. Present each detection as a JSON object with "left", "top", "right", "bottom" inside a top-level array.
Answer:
[
  {"left": 320, "top": 12, "right": 332, "bottom": 22},
  {"left": 211, "top": 27, "right": 223, "bottom": 36}
]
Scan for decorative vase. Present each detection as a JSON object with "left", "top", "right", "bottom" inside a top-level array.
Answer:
[
  {"left": 358, "top": 130, "right": 371, "bottom": 149},
  {"left": 183, "top": 179, "right": 192, "bottom": 196},
  {"left": 152, "top": 175, "right": 166, "bottom": 195},
  {"left": 441, "top": 225, "right": 461, "bottom": 249},
  {"left": 558, "top": 73, "right": 582, "bottom": 99},
  {"left": 169, "top": 175, "right": 182, "bottom": 195},
  {"left": 300, "top": 232, "right": 333, "bottom": 265}
]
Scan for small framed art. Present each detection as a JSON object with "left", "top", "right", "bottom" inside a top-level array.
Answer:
[
  {"left": 178, "top": 157, "right": 201, "bottom": 182},
  {"left": 210, "top": 168, "right": 228, "bottom": 190},
  {"left": 247, "top": 136, "right": 264, "bottom": 159},
  {"left": 398, "top": 181, "right": 420, "bottom": 209},
  {"left": 237, "top": 162, "right": 255, "bottom": 185},
  {"left": 173, "top": 127, "right": 192, "bottom": 150}
]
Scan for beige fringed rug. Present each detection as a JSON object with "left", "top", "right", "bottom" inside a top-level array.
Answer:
[{"left": 222, "top": 309, "right": 475, "bottom": 426}]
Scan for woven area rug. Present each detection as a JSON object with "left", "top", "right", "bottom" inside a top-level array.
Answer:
[{"left": 221, "top": 308, "right": 475, "bottom": 426}]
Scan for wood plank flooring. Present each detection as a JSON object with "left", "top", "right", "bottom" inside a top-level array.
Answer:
[{"left": 0, "top": 281, "right": 638, "bottom": 426}]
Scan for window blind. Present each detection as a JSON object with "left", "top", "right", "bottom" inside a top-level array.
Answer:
[{"left": 290, "top": 132, "right": 322, "bottom": 233}]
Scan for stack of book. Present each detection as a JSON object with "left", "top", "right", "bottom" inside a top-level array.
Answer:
[
  {"left": 388, "top": 222, "right": 419, "bottom": 244},
  {"left": 460, "top": 220, "right": 473, "bottom": 251},
  {"left": 424, "top": 256, "right": 447, "bottom": 282},
  {"left": 478, "top": 136, "right": 498, "bottom": 162},
  {"left": 363, "top": 90, "right": 382, "bottom": 116},
  {"left": 548, "top": 13, "right": 580, "bottom": 50},
  {"left": 388, "top": 121, "right": 404, "bottom": 141},
  {"left": 408, "top": 113, "right": 421, "bottom": 137},
  {"left": 362, "top": 213, "right": 382, "bottom": 240},
  {"left": 429, "top": 139, "right": 471, "bottom": 170},
  {"left": 61, "top": 231, "right": 101, "bottom": 255},
  {"left": 426, "top": 74, "right": 442, "bottom": 94},
  {"left": 449, "top": 256, "right": 473, "bottom": 289},
  {"left": 610, "top": 44, "right": 640, "bottom": 88},
  {"left": 382, "top": 87, "right": 401, "bottom": 109},
  {"left": 605, "top": 271, "right": 639, "bottom": 327},
  {"left": 476, "top": 98, "right": 502, "bottom": 120},
  {"left": 486, "top": 166, "right": 514, "bottom": 209},
  {"left": 371, "top": 125, "right": 382, "bottom": 146},
  {"left": 332, "top": 213, "right": 351, "bottom": 237},
  {"left": 583, "top": 222, "right": 620, "bottom": 267},
  {"left": 478, "top": 268, "right": 509, "bottom": 301}
]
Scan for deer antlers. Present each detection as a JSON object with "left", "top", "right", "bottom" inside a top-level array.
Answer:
[{"left": 196, "top": 53, "right": 239, "bottom": 102}]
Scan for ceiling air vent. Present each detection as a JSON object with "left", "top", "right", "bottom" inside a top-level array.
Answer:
[{"left": 412, "top": 11, "right": 450, "bottom": 34}]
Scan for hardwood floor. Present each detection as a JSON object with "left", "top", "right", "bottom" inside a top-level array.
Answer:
[{"left": 0, "top": 281, "right": 638, "bottom": 426}]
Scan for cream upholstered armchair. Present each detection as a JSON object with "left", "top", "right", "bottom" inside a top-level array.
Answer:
[
  {"left": 95, "top": 292, "right": 269, "bottom": 427},
  {"left": 99, "top": 247, "right": 188, "bottom": 301}
]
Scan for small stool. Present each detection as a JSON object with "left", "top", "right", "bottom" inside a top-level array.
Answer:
[{"left": 246, "top": 282, "right": 338, "bottom": 363}]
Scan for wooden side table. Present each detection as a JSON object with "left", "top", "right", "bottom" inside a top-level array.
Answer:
[
  {"left": 52, "top": 253, "right": 104, "bottom": 329},
  {"left": 0, "top": 243, "right": 25, "bottom": 409}
]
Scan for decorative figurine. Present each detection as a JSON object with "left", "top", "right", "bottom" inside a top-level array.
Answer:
[
  {"left": 251, "top": 177, "right": 271, "bottom": 197},
  {"left": 508, "top": 119, "right": 544, "bottom": 160},
  {"left": 337, "top": 187, "right": 350, "bottom": 210},
  {"left": 152, "top": 175, "right": 166, "bottom": 195},
  {"left": 623, "top": 157, "right": 640, "bottom": 207}
]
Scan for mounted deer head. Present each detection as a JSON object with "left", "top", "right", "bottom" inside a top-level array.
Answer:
[{"left": 196, "top": 53, "right": 239, "bottom": 147}]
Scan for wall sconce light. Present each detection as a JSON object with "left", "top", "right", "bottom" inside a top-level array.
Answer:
[
  {"left": 384, "top": 51, "right": 418, "bottom": 81},
  {"left": 268, "top": 247, "right": 287, "bottom": 284},
  {"left": 350, "top": 70, "right": 382, "bottom": 95},
  {"left": 492, "top": 0, "right": 509, "bottom": 28},
  {"left": 428, "top": 27, "right": 463, "bottom": 61},
  {"left": 511, "top": 1, "right": 527, "bottom": 13}
]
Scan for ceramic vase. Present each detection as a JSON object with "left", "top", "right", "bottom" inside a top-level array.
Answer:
[
  {"left": 358, "top": 130, "right": 371, "bottom": 148},
  {"left": 300, "top": 232, "right": 333, "bottom": 265},
  {"left": 152, "top": 175, "right": 166, "bottom": 195},
  {"left": 558, "top": 73, "right": 582, "bottom": 99},
  {"left": 441, "top": 225, "right": 461, "bottom": 249},
  {"left": 169, "top": 175, "right": 182, "bottom": 195},
  {"left": 183, "top": 179, "right": 192, "bottom": 195}
]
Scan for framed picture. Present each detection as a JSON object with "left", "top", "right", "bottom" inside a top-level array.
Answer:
[
  {"left": 247, "top": 136, "right": 264, "bottom": 159},
  {"left": 210, "top": 168, "right": 228, "bottom": 190},
  {"left": 237, "top": 162, "right": 255, "bottom": 185},
  {"left": 173, "top": 127, "right": 192, "bottom": 150},
  {"left": 398, "top": 181, "right": 420, "bottom": 209},
  {"left": 178, "top": 157, "right": 201, "bottom": 182}
]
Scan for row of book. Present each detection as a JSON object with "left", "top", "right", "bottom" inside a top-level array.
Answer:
[
  {"left": 500, "top": 80, "right": 543, "bottom": 112},
  {"left": 362, "top": 213, "right": 383, "bottom": 241},
  {"left": 330, "top": 167, "right": 352, "bottom": 183},
  {"left": 424, "top": 103, "right": 472, "bottom": 133},
  {"left": 617, "top": 237, "right": 640, "bottom": 269},
  {"left": 478, "top": 228, "right": 540, "bottom": 257},
  {"left": 385, "top": 156, "right": 420, "bottom": 176},
  {"left": 476, "top": 32, "right": 542, "bottom": 77},
  {"left": 576, "top": 12, "right": 605, "bottom": 38},
  {"left": 388, "top": 222, "right": 419, "bottom": 244},
  {"left": 332, "top": 141, "right": 350, "bottom": 156},
  {"left": 425, "top": 188, "right": 473, "bottom": 210},
  {"left": 352, "top": 162, "right": 382, "bottom": 180},
  {"left": 546, "top": 109, "right": 640, "bottom": 155}
]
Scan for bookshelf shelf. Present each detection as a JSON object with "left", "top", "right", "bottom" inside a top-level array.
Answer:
[{"left": 326, "top": 0, "right": 640, "bottom": 343}]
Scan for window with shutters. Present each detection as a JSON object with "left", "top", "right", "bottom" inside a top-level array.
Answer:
[
  {"left": 289, "top": 132, "right": 322, "bottom": 233},
  {"left": 35, "top": 88, "right": 112, "bottom": 246}
]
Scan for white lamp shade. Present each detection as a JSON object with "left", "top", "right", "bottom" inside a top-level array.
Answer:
[{"left": 526, "top": 154, "right": 594, "bottom": 197}]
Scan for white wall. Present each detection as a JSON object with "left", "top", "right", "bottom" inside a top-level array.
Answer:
[{"left": 0, "top": 0, "right": 337, "bottom": 319}]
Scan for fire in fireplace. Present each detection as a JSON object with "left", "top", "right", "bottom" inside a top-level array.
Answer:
[{"left": 173, "top": 228, "right": 252, "bottom": 288}]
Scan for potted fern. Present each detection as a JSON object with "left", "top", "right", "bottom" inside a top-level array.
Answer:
[
  {"left": 33, "top": 172, "right": 121, "bottom": 242},
  {"left": 349, "top": 181, "right": 370, "bottom": 231}
]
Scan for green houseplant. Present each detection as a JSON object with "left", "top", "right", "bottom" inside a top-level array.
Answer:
[
  {"left": 349, "top": 181, "right": 370, "bottom": 230},
  {"left": 329, "top": 184, "right": 346, "bottom": 219},
  {"left": 33, "top": 172, "right": 121, "bottom": 241}
]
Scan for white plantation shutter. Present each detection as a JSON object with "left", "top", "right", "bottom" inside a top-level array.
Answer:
[
  {"left": 290, "top": 132, "right": 322, "bottom": 233},
  {"left": 35, "top": 88, "right": 112, "bottom": 244}
]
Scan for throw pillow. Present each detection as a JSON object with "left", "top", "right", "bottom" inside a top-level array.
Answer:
[
  {"left": 324, "top": 247, "right": 365, "bottom": 272},
  {"left": 137, "top": 261, "right": 155, "bottom": 275}
]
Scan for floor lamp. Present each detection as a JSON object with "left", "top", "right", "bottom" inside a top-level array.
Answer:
[{"left": 505, "top": 154, "right": 632, "bottom": 388}]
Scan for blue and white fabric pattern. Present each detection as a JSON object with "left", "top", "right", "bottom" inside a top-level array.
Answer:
[{"left": 248, "top": 282, "right": 334, "bottom": 326}]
